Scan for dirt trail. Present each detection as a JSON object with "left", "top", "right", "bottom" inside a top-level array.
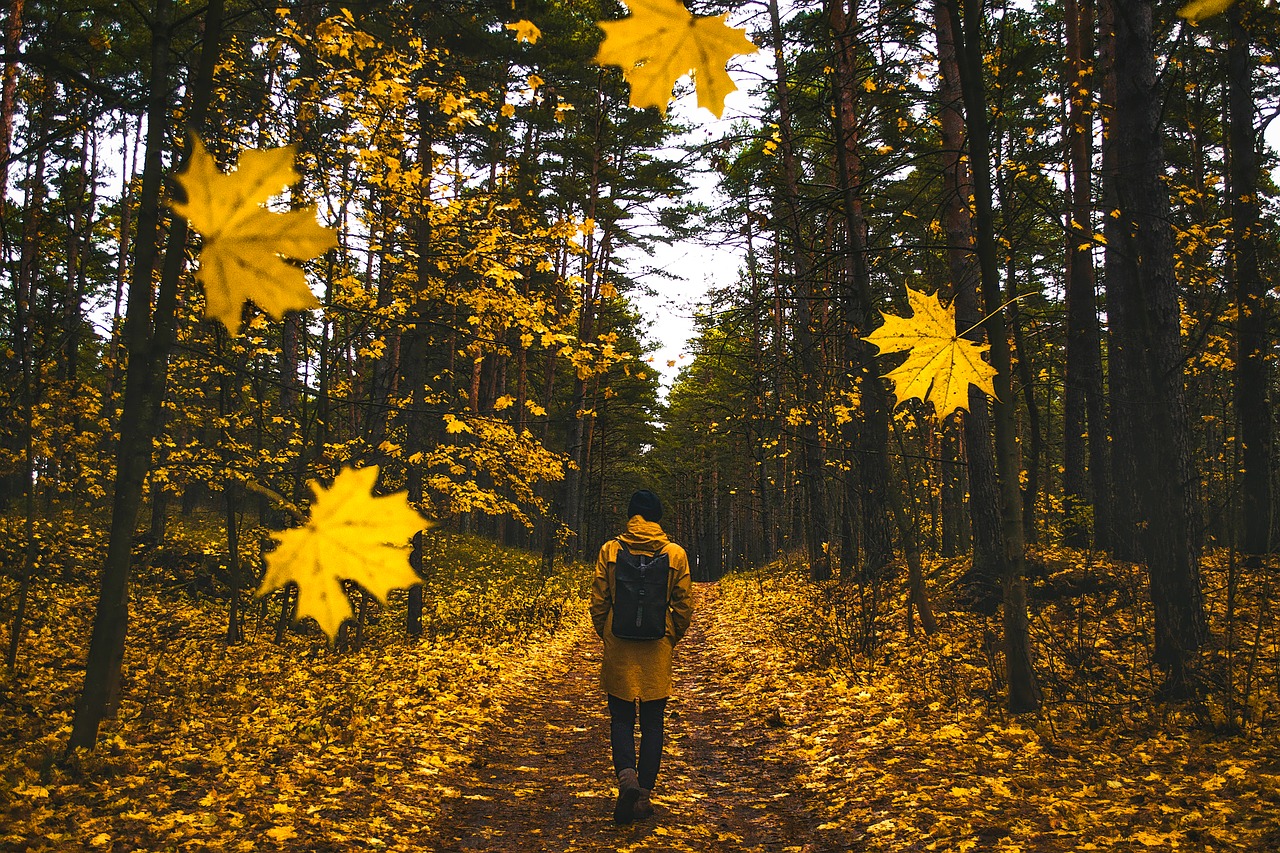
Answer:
[{"left": 413, "top": 583, "right": 856, "bottom": 852}]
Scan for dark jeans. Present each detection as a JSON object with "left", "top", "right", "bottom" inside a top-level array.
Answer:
[{"left": 608, "top": 694, "right": 668, "bottom": 790}]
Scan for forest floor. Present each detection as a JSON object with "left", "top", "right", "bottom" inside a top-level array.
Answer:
[
  {"left": 3, "top": 528, "right": 1280, "bottom": 851},
  {"left": 410, "top": 583, "right": 840, "bottom": 853}
]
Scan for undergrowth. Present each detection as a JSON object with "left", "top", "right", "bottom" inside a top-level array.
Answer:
[
  {"left": 713, "top": 549, "right": 1280, "bottom": 850},
  {"left": 719, "top": 544, "right": 1280, "bottom": 734}
]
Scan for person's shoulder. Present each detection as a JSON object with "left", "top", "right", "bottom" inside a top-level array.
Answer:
[{"left": 663, "top": 541, "right": 688, "bottom": 561}]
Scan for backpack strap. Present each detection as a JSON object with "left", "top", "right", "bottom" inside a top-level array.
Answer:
[{"left": 613, "top": 538, "right": 668, "bottom": 560}]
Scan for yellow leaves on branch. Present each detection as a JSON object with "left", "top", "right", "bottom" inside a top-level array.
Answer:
[
  {"left": 863, "top": 286, "right": 997, "bottom": 418},
  {"left": 257, "top": 466, "right": 430, "bottom": 641},
  {"left": 593, "top": 0, "right": 758, "bottom": 118},
  {"left": 172, "top": 136, "right": 337, "bottom": 335}
]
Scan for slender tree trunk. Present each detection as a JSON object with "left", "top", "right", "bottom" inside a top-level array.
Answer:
[
  {"left": 225, "top": 481, "right": 243, "bottom": 644},
  {"left": 769, "top": 0, "right": 831, "bottom": 581},
  {"left": 1098, "top": 0, "right": 1140, "bottom": 562},
  {"left": 70, "top": 0, "right": 226, "bottom": 751},
  {"left": 1107, "top": 0, "right": 1206, "bottom": 690},
  {"left": 827, "top": 0, "right": 893, "bottom": 581},
  {"left": 1006, "top": 285, "right": 1041, "bottom": 544},
  {"left": 402, "top": 96, "right": 436, "bottom": 637},
  {"left": 5, "top": 115, "right": 39, "bottom": 670},
  {"left": 946, "top": 0, "right": 1040, "bottom": 713},
  {"left": 274, "top": 583, "right": 295, "bottom": 645},
  {"left": 940, "top": 415, "right": 967, "bottom": 557},
  {"left": 934, "top": 0, "right": 1004, "bottom": 611},
  {"left": 1227, "top": 4, "right": 1273, "bottom": 556},
  {"left": 1062, "top": 0, "right": 1109, "bottom": 551},
  {"left": 104, "top": 117, "right": 141, "bottom": 411},
  {"left": 888, "top": 421, "right": 938, "bottom": 635}
]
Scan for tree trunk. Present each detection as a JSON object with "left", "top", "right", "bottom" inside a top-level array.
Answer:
[
  {"left": 225, "top": 481, "right": 243, "bottom": 644},
  {"left": 934, "top": 0, "right": 1004, "bottom": 611},
  {"left": 1097, "top": 0, "right": 1140, "bottom": 562},
  {"left": 1227, "top": 4, "right": 1273, "bottom": 556},
  {"left": 940, "top": 415, "right": 967, "bottom": 557},
  {"left": 402, "top": 96, "right": 436, "bottom": 637},
  {"left": 769, "top": 0, "right": 831, "bottom": 581},
  {"left": 0, "top": 0, "right": 25, "bottom": 195},
  {"left": 946, "top": 0, "right": 1040, "bottom": 713},
  {"left": 1106, "top": 0, "right": 1206, "bottom": 690},
  {"left": 70, "top": 0, "right": 225, "bottom": 751},
  {"left": 1006, "top": 284, "right": 1041, "bottom": 544},
  {"left": 1062, "top": 0, "right": 1109, "bottom": 550},
  {"left": 827, "top": 0, "right": 893, "bottom": 581}
]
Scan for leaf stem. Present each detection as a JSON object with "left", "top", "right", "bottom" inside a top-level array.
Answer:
[{"left": 959, "top": 290, "right": 1036, "bottom": 339}]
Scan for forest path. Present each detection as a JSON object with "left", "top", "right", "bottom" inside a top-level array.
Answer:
[{"left": 413, "top": 583, "right": 855, "bottom": 852}]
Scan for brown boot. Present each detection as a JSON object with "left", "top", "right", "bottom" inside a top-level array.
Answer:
[
  {"left": 632, "top": 788, "right": 655, "bottom": 820},
  {"left": 614, "top": 768, "right": 641, "bottom": 824}
]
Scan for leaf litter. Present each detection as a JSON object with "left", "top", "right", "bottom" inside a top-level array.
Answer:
[{"left": 3, "top": 525, "right": 1279, "bottom": 851}]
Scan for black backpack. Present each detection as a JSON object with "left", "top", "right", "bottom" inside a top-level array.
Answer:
[{"left": 611, "top": 541, "right": 671, "bottom": 641}]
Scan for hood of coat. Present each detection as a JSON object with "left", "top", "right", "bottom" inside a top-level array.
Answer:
[{"left": 618, "top": 516, "right": 670, "bottom": 554}]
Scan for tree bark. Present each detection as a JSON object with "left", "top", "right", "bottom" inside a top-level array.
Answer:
[
  {"left": 1227, "top": 3, "right": 1273, "bottom": 556},
  {"left": 0, "top": 0, "right": 25, "bottom": 196},
  {"left": 945, "top": 0, "right": 1040, "bottom": 713},
  {"left": 1062, "top": 0, "right": 1109, "bottom": 551},
  {"left": 940, "top": 415, "right": 967, "bottom": 557},
  {"left": 1106, "top": 0, "right": 1206, "bottom": 690},
  {"left": 70, "top": 0, "right": 226, "bottom": 751},
  {"left": 402, "top": 96, "right": 437, "bottom": 637},
  {"left": 1097, "top": 0, "right": 1140, "bottom": 562},
  {"left": 827, "top": 0, "right": 894, "bottom": 582},
  {"left": 934, "top": 0, "right": 1004, "bottom": 611},
  {"left": 769, "top": 0, "right": 831, "bottom": 581}
]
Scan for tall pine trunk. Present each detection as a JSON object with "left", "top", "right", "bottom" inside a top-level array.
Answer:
[
  {"left": 402, "top": 96, "right": 438, "bottom": 637},
  {"left": 934, "top": 0, "right": 1005, "bottom": 611},
  {"left": 1097, "top": 0, "right": 1141, "bottom": 562},
  {"left": 769, "top": 0, "right": 831, "bottom": 581},
  {"left": 1227, "top": 4, "right": 1273, "bottom": 556},
  {"left": 70, "top": 0, "right": 225, "bottom": 750},
  {"left": 827, "top": 0, "right": 893, "bottom": 582},
  {"left": 945, "top": 0, "right": 1040, "bottom": 713},
  {"left": 1106, "top": 0, "right": 1206, "bottom": 690},
  {"left": 1062, "top": 0, "right": 1109, "bottom": 550}
]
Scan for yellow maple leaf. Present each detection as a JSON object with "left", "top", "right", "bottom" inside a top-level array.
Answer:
[
  {"left": 863, "top": 286, "right": 997, "bottom": 417},
  {"left": 171, "top": 136, "right": 337, "bottom": 335},
  {"left": 594, "top": 0, "right": 758, "bottom": 118},
  {"left": 265, "top": 825, "right": 297, "bottom": 842},
  {"left": 443, "top": 414, "right": 471, "bottom": 434},
  {"left": 1177, "top": 0, "right": 1235, "bottom": 22},
  {"left": 505, "top": 19, "right": 541, "bottom": 43},
  {"left": 257, "top": 465, "right": 428, "bottom": 641}
]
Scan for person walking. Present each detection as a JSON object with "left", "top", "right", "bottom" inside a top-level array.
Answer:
[{"left": 590, "top": 489, "right": 693, "bottom": 824}]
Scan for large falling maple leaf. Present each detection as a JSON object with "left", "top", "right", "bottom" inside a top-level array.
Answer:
[
  {"left": 863, "top": 286, "right": 997, "bottom": 418},
  {"left": 171, "top": 136, "right": 336, "bottom": 334},
  {"left": 257, "top": 466, "right": 429, "bottom": 641},
  {"left": 593, "top": 0, "right": 758, "bottom": 118},
  {"left": 1177, "top": 0, "right": 1235, "bottom": 22}
]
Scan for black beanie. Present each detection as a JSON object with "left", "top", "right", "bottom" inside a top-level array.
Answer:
[{"left": 627, "top": 489, "right": 663, "bottom": 522}]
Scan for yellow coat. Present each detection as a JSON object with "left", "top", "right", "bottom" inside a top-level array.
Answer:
[{"left": 590, "top": 517, "right": 694, "bottom": 702}]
